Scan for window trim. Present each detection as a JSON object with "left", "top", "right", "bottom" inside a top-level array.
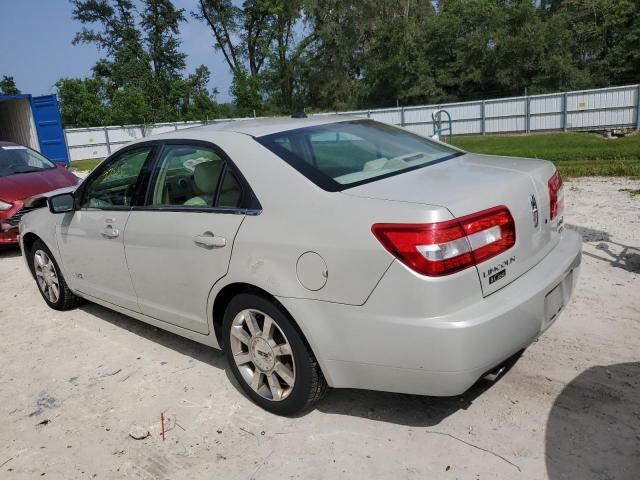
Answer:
[{"left": 255, "top": 119, "right": 464, "bottom": 192}]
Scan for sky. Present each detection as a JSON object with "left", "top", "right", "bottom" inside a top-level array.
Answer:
[{"left": 0, "top": 0, "right": 234, "bottom": 101}]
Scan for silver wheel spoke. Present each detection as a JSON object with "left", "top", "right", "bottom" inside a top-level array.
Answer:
[
  {"left": 245, "top": 311, "right": 261, "bottom": 336},
  {"left": 34, "top": 252, "right": 45, "bottom": 267},
  {"left": 262, "top": 316, "right": 275, "bottom": 340},
  {"left": 250, "top": 371, "right": 263, "bottom": 391},
  {"left": 234, "top": 352, "right": 252, "bottom": 366},
  {"left": 275, "top": 362, "right": 294, "bottom": 386},
  {"left": 49, "top": 283, "right": 60, "bottom": 302},
  {"left": 231, "top": 326, "right": 251, "bottom": 346},
  {"left": 266, "top": 373, "right": 283, "bottom": 400},
  {"left": 272, "top": 343, "right": 291, "bottom": 357}
]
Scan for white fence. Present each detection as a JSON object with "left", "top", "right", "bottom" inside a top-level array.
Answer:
[{"left": 65, "top": 84, "right": 640, "bottom": 161}]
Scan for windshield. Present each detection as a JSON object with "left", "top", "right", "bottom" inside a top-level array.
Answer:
[
  {"left": 0, "top": 145, "right": 55, "bottom": 177},
  {"left": 256, "top": 120, "right": 462, "bottom": 191}
]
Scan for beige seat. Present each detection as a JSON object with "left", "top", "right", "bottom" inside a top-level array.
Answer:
[{"left": 184, "top": 161, "right": 223, "bottom": 206}]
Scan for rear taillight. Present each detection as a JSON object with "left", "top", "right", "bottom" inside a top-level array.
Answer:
[
  {"left": 548, "top": 170, "right": 564, "bottom": 220},
  {"left": 372, "top": 206, "right": 516, "bottom": 277}
]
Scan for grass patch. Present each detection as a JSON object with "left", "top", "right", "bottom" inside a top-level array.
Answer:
[
  {"left": 70, "top": 158, "right": 102, "bottom": 172},
  {"left": 452, "top": 132, "right": 640, "bottom": 177}
]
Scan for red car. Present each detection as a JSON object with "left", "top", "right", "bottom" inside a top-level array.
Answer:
[{"left": 0, "top": 141, "right": 78, "bottom": 244}]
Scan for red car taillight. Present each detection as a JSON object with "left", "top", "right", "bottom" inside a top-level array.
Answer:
[
  {"left": 548, "top": 170, "right": 564, "bottom": 220},
  {"left": 372, "top": 206, "right": 516, "bottom": 277}
]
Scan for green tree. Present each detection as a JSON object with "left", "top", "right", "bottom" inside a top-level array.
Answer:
[
  {"left": 56, "top": 77, "right": 111, "bottom": 127},
  {"left": 68, "top": 0, "right": 221, "bottom": 124},
  {"left": 194, "top": 0, "right": 323, "bottom": 113},
  {"left": 0, "top": 75, "right": 21, "bottom": 95}
]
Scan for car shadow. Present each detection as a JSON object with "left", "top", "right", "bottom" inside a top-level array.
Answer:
[
  {"left": 545, "top": 362, "right": 640, "bottom": 480},
  {"left": 567, "top": 223, "right": 640, "bottom": 274},
  {"left": 0, "top": 245, "right": 22, "bottom": 259},
  {"left": 313, "top": 351, "right": 523, "bottom": 426},
  {"left": 78, "top": 302, "right": 227, "bottom": 370},
  {"left": 78, "top": 300, "right": 516, "bottom": 426}
]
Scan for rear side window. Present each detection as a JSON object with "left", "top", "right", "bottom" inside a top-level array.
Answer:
[
  {"left": 257, "top": 120, "right": 462, "bottom": 191},
  {"left": 149, "top": 144, "right": 243, "bottom": 209}
]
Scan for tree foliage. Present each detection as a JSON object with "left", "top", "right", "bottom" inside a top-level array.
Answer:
[
  {"left": 0, "top": 75, "right": 21, "bottom": 95},
  {"left": 60, "top": 0, "right": 227, "bottom": 127},
  {"left": 56, "top": 0, "right": 640, "bottom": 126},
  {"left": 195, "top": 0, "right": 639, "bottom": 113}
]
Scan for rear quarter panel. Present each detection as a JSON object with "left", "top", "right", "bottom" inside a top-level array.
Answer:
[{"left": 212, "top": 134, "right": 455, "bottom": 305}]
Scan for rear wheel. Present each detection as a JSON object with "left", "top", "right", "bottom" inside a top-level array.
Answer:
[
  {"left": 30, "top": 240, "right": 81, "bottom": 310},
  {"left": 223, "top": 292, "right": 327, "bottom": 415}
]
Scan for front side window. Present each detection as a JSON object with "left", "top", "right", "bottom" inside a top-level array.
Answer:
[
  {"left": 257, "top": 120, "right": 462, "bottom": 191},
  {"left": 81, "top": 147, "right": 151, "bottom": 208},
  {"left": 0, "top": 145, "right": 55, "bottom": 177},
  {"left": 149, "top": 144, "right": 242, "bottom": 208}
]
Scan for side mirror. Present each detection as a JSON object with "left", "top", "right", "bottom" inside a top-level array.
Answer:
[
  {"left": 49, "top": 192, "right": 75, "bottom": 214},
  {"left": 54, "top": 161, "right": 68, "bottom": 169}
]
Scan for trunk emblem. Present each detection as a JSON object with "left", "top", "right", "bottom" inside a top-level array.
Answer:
[{"left": 530, "top": 194, "right": 539, "bottom": 228}]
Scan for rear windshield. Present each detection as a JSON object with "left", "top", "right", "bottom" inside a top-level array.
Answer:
[
  {"left": 0, "top": 145, "right": 55, "bottom": 177},
  {"left": 256, "top": 120, "right": 462, "bottom": 191}
]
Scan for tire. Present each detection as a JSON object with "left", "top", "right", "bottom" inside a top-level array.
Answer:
[
  {"left": 30, "top": 240, "right": 82, "bottom": 311},
  {"left": 223, "top": 292, "right": 327, "bottom": 415}
]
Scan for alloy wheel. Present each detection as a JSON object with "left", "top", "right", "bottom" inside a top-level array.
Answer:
[
  {"left": 229, "top": 308, "right": 296, "bottom": 401},
  {"left": 34, "top": 249, "right": 60, "bottom": 303}
]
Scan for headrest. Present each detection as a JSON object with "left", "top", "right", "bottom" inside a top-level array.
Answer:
[{"left": 193, "top": 161, "right": 222, "bottom": 194}]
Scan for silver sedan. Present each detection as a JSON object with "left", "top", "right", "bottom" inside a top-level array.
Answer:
[{"left": 19, "top": 116, "right": 581, "bottom": 415}]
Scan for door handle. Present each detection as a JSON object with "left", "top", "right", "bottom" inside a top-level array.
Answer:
[
  {"left": 194, "top": 232, "right": 226, "bottom": 249},
  {"left": 101, "top": 226, "right": 120, "bottom": 238}
]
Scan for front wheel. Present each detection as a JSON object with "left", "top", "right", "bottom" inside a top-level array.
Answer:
[
  {"left": 223, "top": 293, "right": 327, "bottom": 415},
  {"left": 30, "top": 240, "right": 81, "bottom": 310}
]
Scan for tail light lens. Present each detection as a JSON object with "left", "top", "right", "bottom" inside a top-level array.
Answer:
[
  {"left": 548, "top": 170, "right": 564, "bottom": 220},
  {"left": 372, "top": 206, "right": 516, "bottom": 277}
]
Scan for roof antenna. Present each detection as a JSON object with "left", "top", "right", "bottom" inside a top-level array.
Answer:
[{"left": 291, "top": 111, "right": 307, "bottom": 118}]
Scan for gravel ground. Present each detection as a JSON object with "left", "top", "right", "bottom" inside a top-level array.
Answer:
[{"left": 0, "top": 177, "right": 638, "bottom": 480}]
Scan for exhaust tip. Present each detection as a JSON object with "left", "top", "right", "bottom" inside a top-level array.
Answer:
[{"left": 483, "top": 365, "right": 507, "bottom": 382}]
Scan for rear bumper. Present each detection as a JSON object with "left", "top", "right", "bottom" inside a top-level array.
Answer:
[{"left": 280, "top": 230, "right": 582, "bottom": 396}]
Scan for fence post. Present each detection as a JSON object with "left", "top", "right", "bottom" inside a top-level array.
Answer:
[
  {"left": 141, "top": 124, "right": 146, "bottom": 138},
  {"left": 563, "top": 92, "right": 568, "bottom": 132},
  {"left": 174, "top": 122, "right": 178, "bottom": 131},
  {"left": 62, "top": 129, "right": 72, "bottom": 164},
  {"left": 481, "top": 100, "right": 486, "bottom": 136},
  {"left": 636, "top": 84, "right": 640, "bottom": 131},
  {"left": 103, "top": 126, "right": 111, "bottom": 155},
  {"left": 367, "top": 109, "right": 371, "bottom": 118},
  {"left": 400, "top": 106, "right": 405, "bottom": 127},
  {"left": 525, "top": 96, "right": 531, "bottom": 133}
]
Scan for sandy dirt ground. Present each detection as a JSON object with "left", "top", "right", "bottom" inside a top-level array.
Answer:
[{"left": 0, "top": 177, "right": 638, "bottom": 480}]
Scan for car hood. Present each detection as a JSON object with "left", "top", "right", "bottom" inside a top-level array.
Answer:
[{"left": 0, "top": 167, "right": 78, "bottom": 202}]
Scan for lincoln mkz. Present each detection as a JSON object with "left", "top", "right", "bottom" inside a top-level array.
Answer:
[{"left": 19, "top": 117, "right": 581, "bottom": 415}]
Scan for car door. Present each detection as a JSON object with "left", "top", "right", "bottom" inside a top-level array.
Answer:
[
  {"left": 124, "top": 142, "right": 252, "bottom": 334},
  {"left": 56, "top": 146, "right": 155, "bottom": 311}
]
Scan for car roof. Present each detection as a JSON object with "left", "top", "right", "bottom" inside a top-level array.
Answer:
[{"left": 146, "top": 114, "right": 363, "bottom": 142}]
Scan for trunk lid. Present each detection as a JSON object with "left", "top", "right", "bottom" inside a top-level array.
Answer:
[{"left": 346, "top": 153, "right": 563, "bottom": 296}]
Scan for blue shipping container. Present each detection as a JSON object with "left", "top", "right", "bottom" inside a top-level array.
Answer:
[{"left": 0, "top": 93, "right": 69, "bottom": 165}]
